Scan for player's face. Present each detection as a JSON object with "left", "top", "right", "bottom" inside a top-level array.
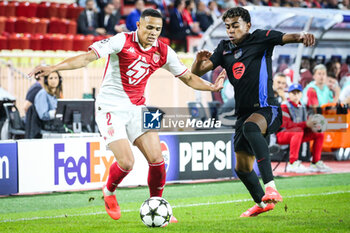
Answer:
[
  {"left": 137, "top": 16, "right": 163, "bottom": 48},
  {"left": 224, "top": 16, "right": 251, "bottom": 44},
  {"left": 289, "top": 90, "right": 302, "bottom": 104},
  {"left": 47, "top": 72, "right": 59, "bottom": 88},
  {"left": 273, "top": 76, "right": 287, "bottom": 91}
]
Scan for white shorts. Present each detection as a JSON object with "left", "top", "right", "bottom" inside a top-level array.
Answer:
[{"left": 96, "top": 104, "right": 146, "bottom": 144}]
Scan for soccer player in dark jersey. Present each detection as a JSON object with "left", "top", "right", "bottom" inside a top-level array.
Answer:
[{"left": 191, "top": 7, "right": 315, "bottom": 217}]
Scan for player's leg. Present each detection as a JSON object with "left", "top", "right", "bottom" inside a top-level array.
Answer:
[
  {"left": 96, "top": 109, "right": 133, "bottom": 220},
  {"left": 236, "top": 151, "right": 275, "bottom": 217},
  {"left": 133, "top": 131, "right": 178, "bottom": 223},
  {"left": 134, "top": 131, "right": 166, "bottom": 197},
  {"left": 242, "top": 112, "right": 282, "bottom": 203}
]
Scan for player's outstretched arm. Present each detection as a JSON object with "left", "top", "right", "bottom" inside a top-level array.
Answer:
[
  {"left": 179, "top": 69, "right": 225, "bottom": 92},
  {"left": 191, "top": 50, "right": 214, "bottom": 77},
  {"left": 282, "top": 32, "right": 315, "bottom": 47},
  {"left": 28, "top": 50, "right": 98, "bottom": 78}
]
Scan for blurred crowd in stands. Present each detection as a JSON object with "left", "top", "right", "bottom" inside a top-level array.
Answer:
[{"left": 75, "top": 0, "right": 350, "bottom": 51}]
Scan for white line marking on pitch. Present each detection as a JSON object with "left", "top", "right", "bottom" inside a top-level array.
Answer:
[{"left": 1, "top": 190, "right": 349, "bottom": 223}]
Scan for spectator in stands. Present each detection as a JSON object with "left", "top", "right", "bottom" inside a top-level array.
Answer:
[
  {"left": 272, "top": 73, "right": 288, "bottom": 104},
  {"left": 112, "top": 0, "right": 128, "bottom": 33},
  {"left": 196, "top": 1, "right": 214, "bottom": 32},
  {"left": 78, "top": 0, "right": 106, "bottom": 35},
  {"left": 182, "top": 0, "right": 201, "bottom": 34},
  {"left": 326, "top": 60, "right": 341, "bottom": 81},
  {"left": 34, "top": 71, "right": 62, "bottom": 122},
  {"left": 126, "top": 0, "right": 145, "bottom": 31},
  {"left": 98, "top": 3, "right": 119, "bottom": 35},
  {"left": 24, "top": 76, "right": 43, "bottom": 114},
  {"left": 96, "top": 0, "right": 110, "bottom": 12},
  {"left": 208, "top": 1, "right": 221, "bottom": 21},
  {"left": 169, "top": 0, "right": 191, "bottom": 51},
  {"left": 276, "top": 84, "right": 331, "bottom": 173},
  {"left": 327, "top": 72, "right": 341, "bottom": 102},
  {"left": 302, "top": 64, "right": 339, "bottom": 108},
  {"left": 339, "top": 75, "right": 350, "bottom": 104}
]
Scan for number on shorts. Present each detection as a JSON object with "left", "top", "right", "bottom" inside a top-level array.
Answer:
[{"left": 106, "top": 112, "right": 112, "bottom": 126}]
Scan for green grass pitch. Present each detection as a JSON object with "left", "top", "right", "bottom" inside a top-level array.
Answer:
[{"left": 1, "top": 173, "right": 350, "bottom": 233}]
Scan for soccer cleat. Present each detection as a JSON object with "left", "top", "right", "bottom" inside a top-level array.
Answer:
[
  {"left": 240, "top": 203, "right": 275, "bottom": 217},
  {"left": 309, "top": 161, "right": 332, "bottom": 173},
  {"left": 170, "top": 215, "right": 178, "bottom": 223},
  {"left": 286, "top": 160, "right": 309, "bottom": 173},
  {"left": 102, "top": 185, "right": 121, "bottom": 220},
  {"left": 262, "top": 187, "right": 283, "bottom": 204}
]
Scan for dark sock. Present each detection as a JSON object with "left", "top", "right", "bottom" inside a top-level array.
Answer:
[
  {"left": 235, "top": 169, "right": 265, "bottom": 203},
  {"left": 242, "top": 122, "right": 274, "bottom": 184}
]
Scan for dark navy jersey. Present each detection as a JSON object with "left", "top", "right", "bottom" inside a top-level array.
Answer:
[{"left": 209, "top": 29, "right": 285, "bottom": 115}]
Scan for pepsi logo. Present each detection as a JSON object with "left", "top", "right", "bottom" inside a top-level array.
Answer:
[
  {"left": 232, "top": 62, "right": 245, "bottom": 80},
  {"left": 160, "top": 141, "right": 170, "bottom": 172}
]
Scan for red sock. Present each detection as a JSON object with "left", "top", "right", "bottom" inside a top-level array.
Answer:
[
  {"left": 148, "top": 161, "right": 166, "bottom": 197},
  {"left": 106, "top": 162, "right": 131, "bottom": 192}
]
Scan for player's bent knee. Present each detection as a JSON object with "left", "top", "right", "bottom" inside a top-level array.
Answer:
[
  {"left": 148, "top": 154, "right": 164, "bottom": 164},
  {"left": 118, "top": 158, "right": 135, "bottom": 171},
  {"left": 242, "top": 122, "right": 261, "bottom": 137}
]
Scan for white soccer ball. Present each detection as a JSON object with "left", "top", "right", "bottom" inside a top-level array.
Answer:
[
  {"left": 140, "top": 197, "right": 172, "bottom": 227},
  {"left": 310, "top": 114, "right": 327, "bottom": 132}
]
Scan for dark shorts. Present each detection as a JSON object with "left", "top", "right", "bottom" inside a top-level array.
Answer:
[{"left": 234, "top": 106, "right": 282, "bottom": 155}]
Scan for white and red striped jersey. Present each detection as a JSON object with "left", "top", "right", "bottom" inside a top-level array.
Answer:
[{"left": 89, "top": 31, "right": 188, "bottom": 108}]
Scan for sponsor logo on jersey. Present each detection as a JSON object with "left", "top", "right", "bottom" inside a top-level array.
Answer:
[
  {"left": 232, "top": 62, "right": 245, "bottom": 80},
  {"left": 127, "top": 47, "right": 135, "bottom": 53}
]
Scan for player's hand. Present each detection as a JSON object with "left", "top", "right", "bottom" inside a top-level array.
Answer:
[
  {"left": 212, "top": 69, "right": 225, "bottom": 92},
  {"left": 300, "top": 32, "right": 315, "bottom": 47},
  {"left": 28, "top": 65, "right": 54, "bottom": 79},
  {"left": 196, "top": 50, "right": 212, "bottom": 62},
  {"left": 306, "top": 117, "right": 317, "bottom": 128}
]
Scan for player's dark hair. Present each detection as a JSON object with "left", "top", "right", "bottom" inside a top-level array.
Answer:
[
  {"left": 222, "top": 7, "right": 251, "bottom": 23},
  {"left": 140, "top": 8, "right": 162, "bottom": 19}
]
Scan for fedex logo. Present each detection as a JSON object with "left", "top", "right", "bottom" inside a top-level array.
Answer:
[
  {"left": 0, "top": 155, "right": 9, "bottom": 179},
  {"left": 54, "top": 142, "right": 114, "bottom": 185}
]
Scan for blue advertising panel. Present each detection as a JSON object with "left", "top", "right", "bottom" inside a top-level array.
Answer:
[
  {"left": 0, "top": 142, "right": 18, "bottom": 195},
  {"left": 159, "top": 134, "right": 179, "bottom": 182}
]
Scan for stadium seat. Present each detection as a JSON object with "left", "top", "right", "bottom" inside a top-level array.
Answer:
[
  {"left": 3, "top": 1, "right": 16, "bottom": 17},
  {"left": 30, "top": 33, "right": 43, "bottom": 50},
  {"left": 0, "top": 2, "right": 5, "bottom": 16},
  {"left": 187, "top": 102, "right": 208, "bottom": 122},
  {"left": 48, "top": 18, "right": 67, "bottom": 34},
  {"left": 73, "top": 34, "right": 94, "bottom": 51},
  {"left": 58, "top": 3, "right": 68, "bottom": 19},
  {"left": 42, "top": 34, "right": 53, "bottom": 50},
  {"left": 67, "top": 3, "right": 84, "bottom": 21},
  {"left": 5, "top": 17, "right": 16, "bottom": 34},
  {"left": 62, "top": 34, "right": 74, "bottom": 51},
  {"left": 207, "top": 101, "right": 222, "bottom": 120},
  {"left": 16, "top": 2, "right": 38, "bottom": 18},
  {"left": 35, "top": 18, "right": 49, "bottom": 34},
  {"left": 277, "top": 54, "right": 291, "bottom": 65},
  {"left": 15, "top": 17, "right": 36, "bottom": 34},
  {"left": 52, "top": 34, "right": 64, "bottom": 50},
  {"left": 314, "top": 55, "right": 326, "bottom": 64},
  {"left": 8, "top": 33, "right": 30, "bottom": 50},
  {"left": 3, "top": 103, "right": 25, "bottom": 139},
  {"left": 0, "top": 16, "right": 5, "bottom": 34},
  {"left": 36, "top": 2, "right": 50, "bottom": 18},
  {"left": 67, "top": 20, "right": 77, "bottom": 34},
  {"left": 331, "top": 55, "right": 342, "bottom": 63},
  {"left": 48, "top": 2, "right": 60, "bottom": 18},
  {"left": 0, "top": 35, "right": 7, "bottom": 50}
]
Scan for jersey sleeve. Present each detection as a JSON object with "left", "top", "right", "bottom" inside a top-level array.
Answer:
[
  {"left": 162, "top": 46, "right": 188, "bottom": 78},
  {"left": 209, "top": 40, "right": 224, "bottom": 70},
  {"left": 254, "top": 29, "right": 285, "bottom": 46},
  {"left": 88, "top": 33, "right": 126, "bottom": 58}
]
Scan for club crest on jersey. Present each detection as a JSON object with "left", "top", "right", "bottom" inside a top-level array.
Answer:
[
  {"left": 234, "top": 49, "right": 242, "bottom": 59},
  {"left": 153, "top": 52, "right": 160, "bottom": 63},
  {"left": 232, "top": 62, "right": 245, "bottom": 80},
  {"left": 107, "top": 127, "right": 115, "bottom": 137}
]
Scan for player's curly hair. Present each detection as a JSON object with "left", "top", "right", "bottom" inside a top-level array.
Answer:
[{"left": 222, "top": 7, "right": 251, "bottom": 23}]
